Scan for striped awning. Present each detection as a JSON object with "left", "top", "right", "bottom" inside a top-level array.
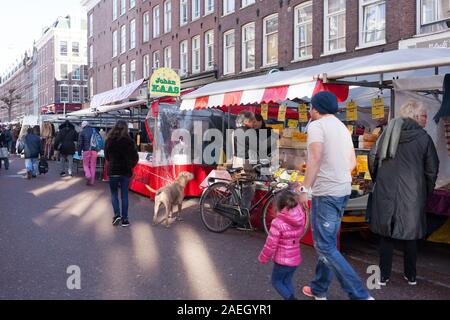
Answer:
[{"left": 180, "top": 80, "right": 349, "bottom": 110}]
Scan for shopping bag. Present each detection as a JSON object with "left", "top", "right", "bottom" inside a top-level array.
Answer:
[{"left": 0, "top": 147, "right": 9, "bottom": 158}]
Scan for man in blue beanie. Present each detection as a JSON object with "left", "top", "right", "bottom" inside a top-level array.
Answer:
[{"left": 298, "top": 91, "right": 373, "bottom": 300}]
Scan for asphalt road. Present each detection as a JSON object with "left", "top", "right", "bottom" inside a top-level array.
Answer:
[{"left": 1, "top": 156, "right": 449, "bottom": 300}]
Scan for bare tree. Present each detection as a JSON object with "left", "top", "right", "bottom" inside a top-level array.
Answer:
[{"left": 0, "top": 88, "right": 21, "bottom": 122}]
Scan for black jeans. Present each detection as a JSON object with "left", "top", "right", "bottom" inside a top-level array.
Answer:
[{"left": 379, "top": 236, "right": 417, "bottom": 280}]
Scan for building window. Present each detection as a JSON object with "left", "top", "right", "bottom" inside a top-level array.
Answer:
[
  {"left": 83, "top": 66, "right": 88, "bottom": 80},
  {"left": 61, "top": 64, "right": 68, "bottom": 80},
  {"left": 143, "top": 54, "right": 150, "bottom": 78},
  {"left": 205, "top": 0, "right": 214, "bottom": 14},
  {"left": 121, "top": 25, "right": 127, "bottom": 53},
  {"left": 130, "top": 60, "right": 136, "bottom": 82},
  {"left": 72, "top": 65, "right": 80, "bottom": 80},
  {"left": 113, "top": 30, "right": 118, "bottom": 57},
  {"left": 60, "top": 41, "right": 68, "bottom": 56},
  {"left": 294, "top": 1, "right": 313, "bottom": 60},
  {"left": 205, "top": 30, "right": 214, "bottom": 70},
  {"left": 89, "top": 77, "right": 94, "bottom": 97},
  {"left": 130, "top": 0, "right": 136, "bottom": 9},
  {"left": 121, "top": 0, "right": 126, "bottom": 15},
  {"left": 180, "top": 0, "right": 188, "bottom": 26},
  {"left": 143, "top": 12, "right": 150, "bottom": 42},
  {"left": 164, "top": 1, "right": 172, "bottom": 33},
  {"left": 242, "top": 23, "right": 255, "bottom": 72},
  {"left": 153, "top": 51, "right": 161, "bottom": 69},
  {"left": 130, "top": 19, "right": 136, "bottom": 49},
  {"left": 359, "top": 0, "right": 386, "bottom": 46},
  {"left": 60, "top": 86, "right": 69, "bottom": 102},
  {"left": 83, "top": 86, "right": 89, "bottom": 102},
  {"left": 192, "top": 35, "right": 200, "bottom": 73},
  {"left": 121, "top": 63, "right": 127, "bottom": 85},
  {"left": 223, "top": 0, "right": 235, "bottom": 15},
  {"left": 192, "top": 0, "right": 200, "bottom": 20},
  {"left": 324, "top": 0, "right": 346, "bottom": 53},
  {"left": 113, "top": 67, "right": 118, "bottom": 88},
  {"left": 113, "top": 0, "right": 118, "bottom": 20},
  {"left": 242, "top": 0, "right": 255, "bottom": 8},
  {"left": 89, "top": 45, "right": 93, "bottom": 67},
  {"left": 223, "top": 30, "right": 235, "bottom": 75},
  {"left": 72, "top": 86, "right": 81, "bottom": 103},
  {"left": 88, "top": 14, "right": 93, "bottom": 37},
  {"left": 420, "top": 0, "right": 450, "bottom": 33},
  {"left": 164, "top": 46, "right": 172, "bottom": 68},
  {"left": 153, "top": 6, "right": 160, "bottom": 38},
  {"left": 263, "top": 14, "right": 278, "bottom": 66},
  {"left": 180, "top": 40, "right": 188, "bottom": 76},
  {"left": 72, "top": 42, "right": 80, "bottom": 56}
]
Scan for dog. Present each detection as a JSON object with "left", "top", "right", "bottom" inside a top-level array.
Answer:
[{"left": 145, "top": 171, "right": 194, "bottom": 227}]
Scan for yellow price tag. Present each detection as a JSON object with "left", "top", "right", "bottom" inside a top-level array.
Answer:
[
  {"left": 372, "top": 97, "right": 385, "bottom": 119},
  {"left": 287, "top": 119, "right": 298, "bottom": 128},
  {"left": 346, "top": 101, "right": 358, "bottom": 121},
  {"left": 298, "top": 104, "right": 308, "bottom": 122},
  {"left": 356, "top": 155, "right": 369, "bottom": 174},
  {"left": 278, "top": 104, "right": 287, "bottom": 122},
  {"left": 364, "top": 171, "right": 372, "bottom": 181},
  {"left": 261, "top": 104, "right": 269, "bottom": 120}
]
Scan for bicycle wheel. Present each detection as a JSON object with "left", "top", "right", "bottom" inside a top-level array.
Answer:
[
  {"left": 261, "top": 196, "right": 311, "bottom": 239},
  {"left": 200, "top": 181, "right": 238, "bottom": 233},
  {"left": 261, "top": 195, "right": 277, "bottom": 235}
]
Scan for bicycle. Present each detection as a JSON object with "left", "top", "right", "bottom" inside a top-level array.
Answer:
[{"left": 199, "top": 161, "right": 310, "bottom": 236}]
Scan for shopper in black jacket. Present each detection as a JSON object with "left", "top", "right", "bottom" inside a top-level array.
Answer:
[
  {"left": 104, "top": 120, "right": 139, "bottom": 227},
  {"left": 369, "top": 100, "right": 439, "bottom": 286},
  {"left": 54, "top": 120, "right": 77, "bottom": 177}
]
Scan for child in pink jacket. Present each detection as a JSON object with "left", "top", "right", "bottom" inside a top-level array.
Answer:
[{"left": 258, "top": 190, "right": 307, "bottom": 300}]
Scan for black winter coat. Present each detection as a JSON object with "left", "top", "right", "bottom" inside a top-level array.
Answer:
[
  {"left": 104, "top": 135, "right": 139, "bottom": 177},
  {"left": 368, "top": 119, "right": 439, "bottom": 240},
  {"left": 22, "top": 133, "right": 42, "bottom": 159},
  {"left": 54, "top": 122, "right": 77, "bottom": 155}
]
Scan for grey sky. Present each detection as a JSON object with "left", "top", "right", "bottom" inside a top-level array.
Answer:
[{"left": 0, "top": 0, "right": 85, "bottom": 76}]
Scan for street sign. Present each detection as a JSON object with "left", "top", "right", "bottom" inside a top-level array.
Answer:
[
  {"left": 346, "top": 101, "right": 358, "bottom": 121},
  {"left": 372, "top": 97, "right": 385, "bottom": 119}
]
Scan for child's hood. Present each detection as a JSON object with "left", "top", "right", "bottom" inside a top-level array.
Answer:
[{"left": 278, "top": 205, "right": 305, "bottom": 227}]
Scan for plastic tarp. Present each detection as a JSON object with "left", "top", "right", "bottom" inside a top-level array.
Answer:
[
  {"left": 393, "top": 75, "right": 450, "bottom": 188},
  {"left": 89, "top": 78, "right": 145, "bottom": 109},
  {"left": 96, "top": 99, "right": 147, "bottom": 114},
  {"left": 181, "top": 48, "right": 450, "bottom": 110}
]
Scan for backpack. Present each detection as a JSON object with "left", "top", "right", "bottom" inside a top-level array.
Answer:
[
  {"left": 90, "top": 128, "right": 104, "bottom": 151},
  {"left": 39, "top": 159, "right": 49, "bottom": 174}
]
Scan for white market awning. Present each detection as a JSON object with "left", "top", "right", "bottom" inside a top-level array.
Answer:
[
  {"left": 96, "top": 99, "right": 147, "bottom": 114},
  {"left": 66, "top": 108, "right": 98, "bottom": 117},
  {"left": 181, "top": 48, "right": 450, "bottom": 110},
  {"left": 89, "top": 78, "right": 145, "bottom": 109}
]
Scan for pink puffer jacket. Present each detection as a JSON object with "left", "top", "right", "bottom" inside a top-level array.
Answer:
[{"left": 258, "top": 204, "right": 307, "bottom": 267}]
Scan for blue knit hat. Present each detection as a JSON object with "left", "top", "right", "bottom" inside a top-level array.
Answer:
[{"left": 311, "top": 91, "right": 339, "bottom": 115}]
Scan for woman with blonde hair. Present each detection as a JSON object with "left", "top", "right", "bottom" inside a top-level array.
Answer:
[{"left": 368, "top": 99, "right": 439, "bottom": 286}]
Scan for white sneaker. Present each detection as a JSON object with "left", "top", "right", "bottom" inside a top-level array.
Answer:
[{"left": 404, "top": 276, "right": 417, "bottom": 286}]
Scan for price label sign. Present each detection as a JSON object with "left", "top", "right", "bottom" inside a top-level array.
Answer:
[
  {"left": 346, "top": 101, "right": 358, "bottom": 121},
  {"left": 298, "top": 104, "right": 308, "bottom": 122},
  {"left": 278, "top": 104, "right": 287, "bottom": 122},
  {"left": 287, "top": 119, "right": 298, "bottom": 128},
  {"left": 261, "top": 104, "right": 269, "bottom": 120},
  {"left": 356, "top": 155, "right": 369, "bottom": 174},
  {"left": 372, "top": 97, "right": 385, "bottom": 119}
]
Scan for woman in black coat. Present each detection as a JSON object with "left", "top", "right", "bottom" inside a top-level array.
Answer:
[
  {"left": 369, "top": 100, "right": 439, "bottom": 286},
  {"left": 104, "top": 120, "right": 139, "bottom": 227},
  {"left": 54, "top": 120, "right": 77, "bottom": 177}
]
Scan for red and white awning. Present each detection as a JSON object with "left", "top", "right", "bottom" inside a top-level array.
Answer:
[{"left": 180, "top": 80, "right": 349, "bottom": 110}]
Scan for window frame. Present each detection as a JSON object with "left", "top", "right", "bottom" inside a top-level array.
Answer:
[
  {"left": 241, "top": 0, "right": 255, "bottom": 9},
  {"left": 358, "top": 0, "right": 386, "bottom": 48},
  {"left": 143, "top": 12, "right": 150, "bottom": 43},
  {"left": 324, "top": 0, "right": 346, "bottom": 54},
  {"left": 143, "top": 54, "right": 151, "bottom": 78},
  {"left": 180, "top": 40, "right": 188, "bottom": 76},
  {"left": 205, "top": 0, "right": 214, "bottom": 15},
  {"left": 223, "top": 29, "right": 235, "bottom": 75},
  {"left": 72, "top": 64, "right": 81, "bottom": 81},
  {"left": 60, "top": 85, "right": 69, "bottom": 103},
  {"left": 60, "top": 41, "right": 68, "bottom": 56},
  {"left": 164, "top": 46, "right": 172, "bottom": 68},
  {"left": 204, "top": 30, "right": 214, "bottom": 71},
  {"left": 153, "top": 5, "right": 161, "bottom": 38},
  {"left": 121, "top": 0, "right": 126, "bottom": 16},
  {"left": 180, "top": 0, "right": 188, "bottom": 26},
  {"left": 113, "top": 0, "right": 118, "bottom": 21},
  {"left": 164, "top": 0, "right": 172, "bottom": 33},
  {"left": 130, "top": 59, "right": 136, "bottom": 82},
  {"left": 130, "top": 19, "right": 136, "bottom": 50},
  {"left": 241, "top": 22, "right": 256, "bottom": 72},
  {"left": 121, "top": 25, "right": 127, "bottom": 54},
  {"left": 192, "top": 35, "right": 201, "bottom": 73},
  {"left": 223, "top": 0, "right": 235, "bottom": 16},
  {"left": 192, "top": 0, "right": 201, "bottom": 21},
  {"left": 112, "top": 66, "right": 118, "bottom": 88},
  {"left": 263, "top": 14, "right": 279, "bottom": 67},
  {"left": 72, "top": 86, "right": 81, "bottom": 103},
  {"left": 294, "top": 1, "right": 313, "bottom": 61},
  {"left": 121, "top": 63, "right": 127, "bottom": 86},
  {"left": 153, "top": 50, "right": 161, "bottom": 69},
  {"left": 113, "top": 30, "right": 118, "bottom": 57}
]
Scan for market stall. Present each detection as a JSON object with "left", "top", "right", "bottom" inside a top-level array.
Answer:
[{"left": 182, "top": 47, "right": 450, "bottom": 244}]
